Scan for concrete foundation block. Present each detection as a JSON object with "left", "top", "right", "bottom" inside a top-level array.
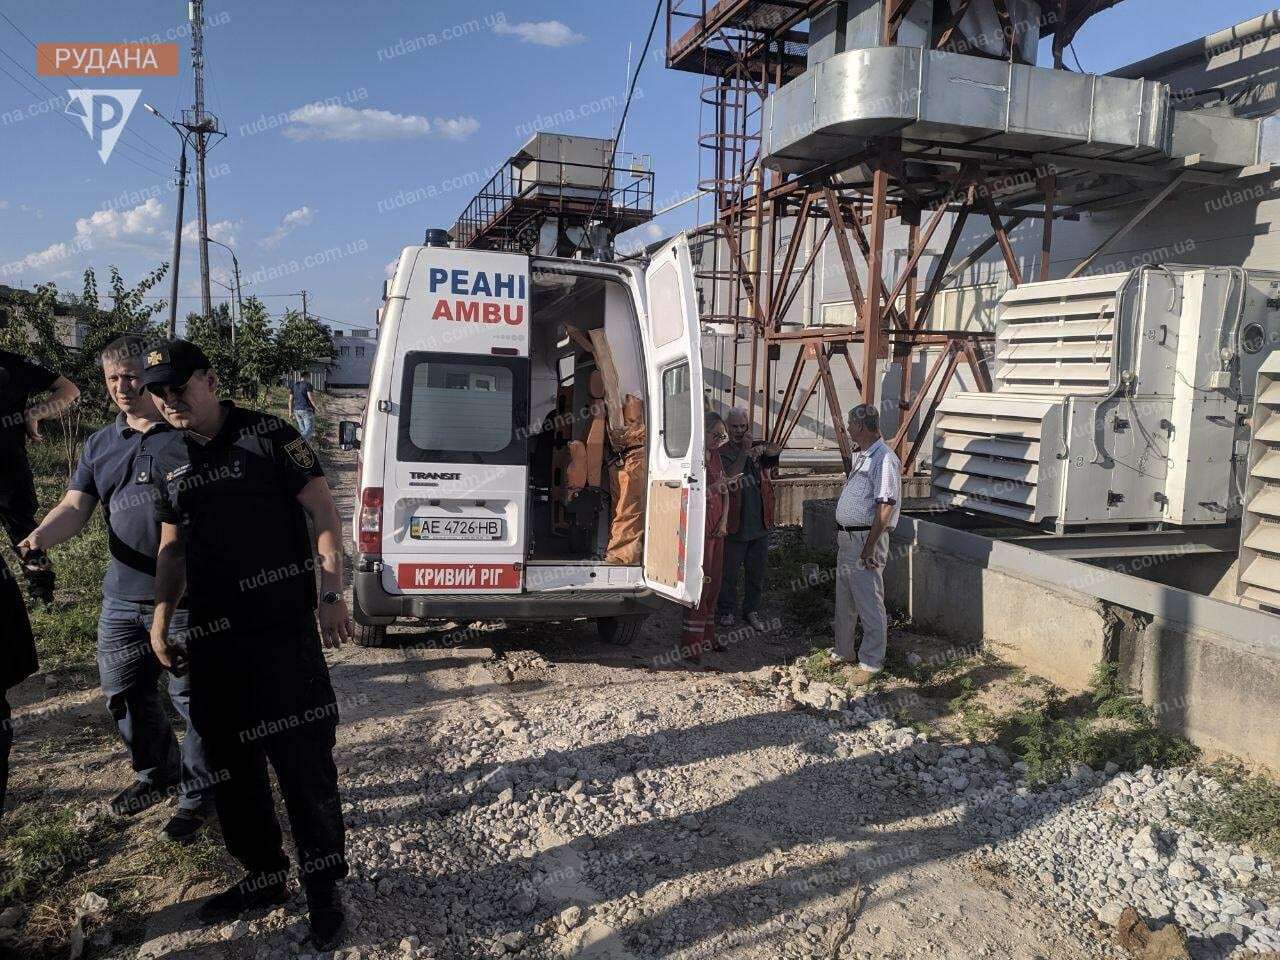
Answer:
[{"left": 803, "top": 498, "right": 838, "bottom": 553}]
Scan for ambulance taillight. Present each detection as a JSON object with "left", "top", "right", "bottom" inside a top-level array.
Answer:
[{"left": 358, "top": 487, "right": 384, "bottom": 557}]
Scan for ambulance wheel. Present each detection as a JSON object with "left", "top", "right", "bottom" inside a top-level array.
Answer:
[
  {"left": 354, "top": 622, "right": 390, "bottom": 648},
  {"left": 352, "top": 590, "right": 393, "bottom": 648},
  {"left": 596, "top": 615, "right": 646, "bottom": 646}
]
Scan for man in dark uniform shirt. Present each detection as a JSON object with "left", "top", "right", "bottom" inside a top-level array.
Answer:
[
  {"left": 0, "top": 346, "right": 80, "bottom": 600},
  {"left": 140, "top": 340, "right": 352, "bottom": 948}
]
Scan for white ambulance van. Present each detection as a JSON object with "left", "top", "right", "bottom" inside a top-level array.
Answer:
[{"left": 343, "top": 232, "right": 707, "bottom": 647}]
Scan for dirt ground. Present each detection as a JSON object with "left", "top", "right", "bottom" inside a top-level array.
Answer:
[{"left": 3, "top": 390, "right": 1123, "bottom": 960}]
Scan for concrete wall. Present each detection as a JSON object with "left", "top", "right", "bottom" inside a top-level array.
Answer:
[{"left": 801, "top": 513, "right": 1280, "bottom": 769}]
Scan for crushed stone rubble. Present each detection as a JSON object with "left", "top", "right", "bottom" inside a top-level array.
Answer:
[{"left": 151, "top": 657, "right": 1277, "bottom": 960}]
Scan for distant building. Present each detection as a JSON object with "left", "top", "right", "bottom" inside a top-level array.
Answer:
[
  {"left": 0, "top": 284, "right": 97, "bottom": 349},
  {"left": 328, "top": 327, "right": 377, "bottom": 387}
]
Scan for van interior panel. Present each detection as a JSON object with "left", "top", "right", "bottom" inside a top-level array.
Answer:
[{"left": 644, "top": 481, "right": 684, "bottom": 588}]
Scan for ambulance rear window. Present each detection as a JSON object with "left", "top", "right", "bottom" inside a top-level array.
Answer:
[{"left": 397, "top": 351, "right": 529, "bottom": 465}]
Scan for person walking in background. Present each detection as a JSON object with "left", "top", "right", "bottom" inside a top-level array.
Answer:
[
  {"left": 681, "top": 411, "right": 730, "bottom": 663},
  {"left": 716, "top": 407, "right": 781, "bottom": 634},
  {"left": 290, "top": 371, "right": 317, "bottom": 441},
  {"left": 831, "top": 403, "right": 902, "bottom": 685},
  {"left": 0, "top": 345, "right": 80, "bottom": 603},
  {"left": 20, "top": 335, "right": 214, "bottom": 841}
]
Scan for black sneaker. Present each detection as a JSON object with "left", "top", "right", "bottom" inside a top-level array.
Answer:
[
  {"left": 109, "top": 781, "right": 170, "bottom": 817},
  {"left": 162, "top": 806, "right": 210, "bottom": 844},
  {"left": 197, "top": 875, "right": 288, "bottom": 924},
  {"left": 305, "top": 884, "right": 345, "bottom": 949}
]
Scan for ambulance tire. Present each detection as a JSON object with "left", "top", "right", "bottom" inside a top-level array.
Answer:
[
  {"left": 354, "top": 622, "right": 390, "bottom": 648},
  {"left": 596, "top": 614, "right": 646, "bottom": 647},
  {"left": 352, "top": 590, "right": 393, "bottom": 648}
]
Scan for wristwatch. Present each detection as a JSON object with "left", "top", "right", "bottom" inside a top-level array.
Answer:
[{"left": 321, "top": 590, "right": 342, "bottom": 605}]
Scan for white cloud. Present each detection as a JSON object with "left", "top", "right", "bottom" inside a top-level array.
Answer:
[
  {"left": 0, "top": 200, "right": 8, "bottom": 210},
  {"left": 0, "top": 242, "right": 72, "bottom": 278},
  {"left": 283, "top": 104, "right": 431, "bottom": 142},
  {"left": 433, "top": 115, "right": 480, "bottom": 141},
  {"left": 73, "top": 197, "right": 165, "bottom": 246},
  {"left": 384, "top": 257, "right": 399, "bottom": 278},
  {"left": 261, "top": 205, "right": 315, "bottom": 248},
  {"left": 181, "top": 218, "right": 242, "bottom": 247},
  {"left": 495, "top": 19, "right": 586, "bottom": 46}
]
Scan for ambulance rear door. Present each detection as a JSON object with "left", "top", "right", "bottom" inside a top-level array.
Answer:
[
  {"left": 638, "top": 234, "right": 705, "bottom": 606},
  {"left": 381, "top": 248, "right": 531, "bottom": 596}
]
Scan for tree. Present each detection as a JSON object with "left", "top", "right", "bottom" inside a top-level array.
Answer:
[
  {"left": 274, "top": 309, "right": 332, "bottom": 377},
  {"left": 185, "top": 304, "right": 238, "bottom": 393},
  {"left": 235, "top": 296, "right": 277, "bottom": 395},
  {"left": 74, "top": 264, "right": 168, "bottom": 410}
]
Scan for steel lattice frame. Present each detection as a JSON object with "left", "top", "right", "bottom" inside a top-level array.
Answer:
[{"left": 668, "top": 0, "right": 1126, "bottom": 471}]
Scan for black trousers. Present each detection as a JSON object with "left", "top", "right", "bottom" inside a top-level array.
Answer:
[
  {"left": 1, "top": 691, "right": 12, "bottom": 819},
  {"left": 717, "top": 535, "right": 769, "bottom": 617},
  {"left": 204, "top": 717, "right": 348, "bottom": 889}
]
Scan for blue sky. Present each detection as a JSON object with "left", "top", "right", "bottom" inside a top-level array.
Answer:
[{"left": 0, "top": 1, "right": 1273, "bottom": 331}]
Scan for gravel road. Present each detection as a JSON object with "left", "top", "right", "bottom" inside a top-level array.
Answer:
[{"left": 125, "top": 391, "right": 1278, "bottom": 960}]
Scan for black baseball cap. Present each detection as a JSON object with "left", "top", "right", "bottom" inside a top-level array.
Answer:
[{"left": 141, "top": 339, "right": 212, "bottom": 392}]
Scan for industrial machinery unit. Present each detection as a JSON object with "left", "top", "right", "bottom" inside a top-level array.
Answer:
[
  {"left": 933, "top": 266, "right": 1280, "bottom": 529},
  {"left": 453, "top": 133, "right": 655, "bottom": 257},
  {"left": 1240, "top": 353, "right": 1280, "bottom": 610}
]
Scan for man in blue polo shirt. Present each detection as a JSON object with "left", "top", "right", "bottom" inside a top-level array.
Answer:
[{"left": 21, "top": 335, "right": 213, "bottom": 841}]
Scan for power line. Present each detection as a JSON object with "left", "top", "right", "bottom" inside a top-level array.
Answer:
[
  {"left": 0, "top": 10, "right": 173, "bottom": 165},
  {"left": 583, "top": 0, "right": 663, "bottom": 246}
]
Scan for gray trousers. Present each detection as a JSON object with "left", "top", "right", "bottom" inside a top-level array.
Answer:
[{"left": 833, "top": 530, "right": 889, "bottom": 671}]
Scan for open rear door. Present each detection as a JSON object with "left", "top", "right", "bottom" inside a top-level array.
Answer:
[{"left": 641, "top": 235, "right": 705, "bottom": 606}]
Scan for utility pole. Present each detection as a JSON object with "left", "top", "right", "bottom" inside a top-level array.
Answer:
[
  {"left": 185, "top": 0, "right": 224, "bottom": 322},
  {"left": 145, "top": 103, "right": 190, "bottom": 337},
  {"left": 301, "top": 289, "right": 309, "bottom": 324}
]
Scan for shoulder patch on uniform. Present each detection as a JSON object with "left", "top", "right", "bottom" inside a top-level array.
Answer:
[
  {"left": 165, "top": 464, "right": 192, "bottom": 481},
  {"left": 283, "top": 437, "right": 316, "bottom": 470}
]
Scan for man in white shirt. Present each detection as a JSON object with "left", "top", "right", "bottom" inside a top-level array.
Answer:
[{"left": 832, "top": 403, "right": 902, "bottom": 684}]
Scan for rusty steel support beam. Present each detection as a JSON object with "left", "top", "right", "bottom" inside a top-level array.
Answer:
[
  {"left": 768, "top": 347, "right": 807, "bottom": 447},
  {"left": 903, "top": 345, "right": 964, "bottom": 471},
  {"left": 860, "top": 168, "right": 890, "bottom": 407},
  {"left": 914, "top": 202, "right": 971, "bottom": 330},
  {"left": 815, "top": 346, "right": 854, "bottom": 469},
  {"left": 780, "top": 363, "right": 824, "bottom": 449},
  {"left": 979, "top": 190, "right": 1024, "bottom": 286},
  {"left": 891, "top": 341, "right": 957, "bottom": 460},
  {"left": 962, "top": 340, "right": 994, "bottom": 392},
  {"left": 883, "top": 201, "right": 948, "bottom": 320},
  {"left": 1040, "top": 172, "right": 1056, "bottom": 282},
  {"left": 769, "top": 192, "right": 815, "bottom": 326},
  {"left": 775, "top": 220, "right": 834, "bottom": 326},
  {"left": 824, "top": 186, "right": 868, "bottom": 315},
  {"left": 1067, "top": 173, "right": 1190, "bottom": 279},
  {"left": 936, "top": 0, "right": 976, "bottom": 49}
]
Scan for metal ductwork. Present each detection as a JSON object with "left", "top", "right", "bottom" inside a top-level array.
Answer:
[{"left": 762, "top": 4, "right": 1270, "bottom": 175}]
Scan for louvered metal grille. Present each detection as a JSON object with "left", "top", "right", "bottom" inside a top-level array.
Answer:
[{"left": 1239, "top": 354, "right": 1280, "bottom": 610}]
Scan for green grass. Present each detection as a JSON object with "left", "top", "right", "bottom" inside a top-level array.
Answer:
[
  {"left": 1188, "top": 763, "right": 1280, "bottom": 859},
  {"left": 949, "top": 677, "right": 996, "bottom": 741},
  {"left": 766, "top": 539, "right": 838, "bottom": 630},
  {"left": 998, "top": 664, "right": 1199, "bottom": 784},
  {"left": 0, "top": 807, "right": 101, "bottom": 903}
]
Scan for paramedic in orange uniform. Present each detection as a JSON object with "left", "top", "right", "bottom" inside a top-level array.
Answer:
[{"left": 682, "top": 411, "right": 730, "bottom": 662}]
